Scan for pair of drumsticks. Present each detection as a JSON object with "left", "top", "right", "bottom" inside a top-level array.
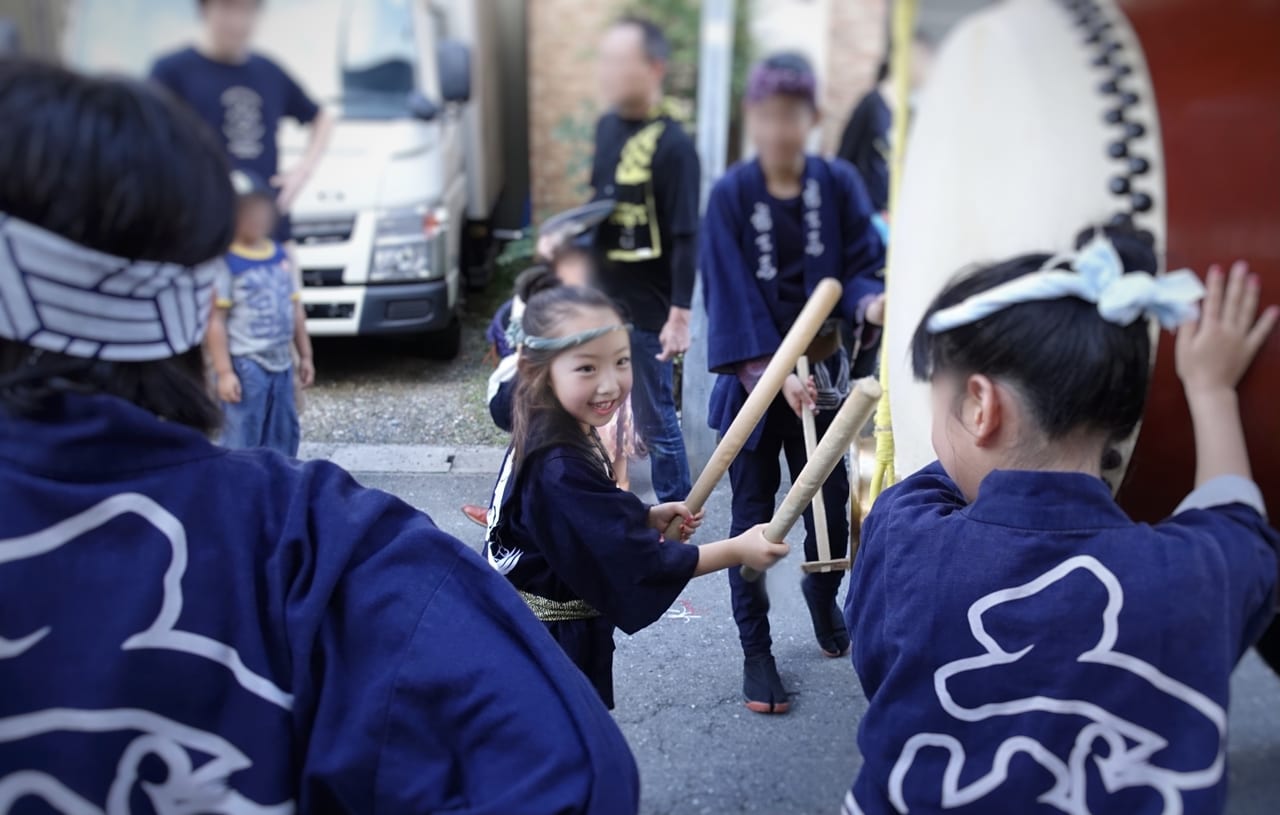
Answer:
[{"left": 663, "top": 279, "right": 880, "bottom": 581}]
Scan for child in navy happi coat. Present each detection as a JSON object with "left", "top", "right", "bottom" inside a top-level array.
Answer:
[
  {"left": 0, "top": 63, "right": 639, "bottom": 815},
  {"left": 701, "top": 54, "right": 886, "bottom": 713},
  {"left": 484, "top": 285, "right": 790, "bottom": 709},
  {"left": 844, "top": 227, "right": 1279, "bottom": 815}
]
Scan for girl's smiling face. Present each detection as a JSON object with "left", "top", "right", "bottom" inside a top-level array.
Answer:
[{"left": 548, "top": 307, "right": 633, "bottom": 430}]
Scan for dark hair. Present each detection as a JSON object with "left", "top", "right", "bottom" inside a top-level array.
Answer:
[
  {"left": 911, "top": 226, "right": 1157, "bottom": 442},
  {"left": 746, "top": 52, "right": 818, "bottom": 107},
  {"left": 875, "top": 58, "right": 891, "bottom": 84},
  {"left": 761, "top": 52, "right": 815, "bottom": 79},
  {"left": 511, "top": 286, "right": 627, "bottom": 470},
  {"left": 0, "top": 61, "right": 234, "bottom": 433},
  {"left": 513, "top": 264, "right": 562, "bottom": 303},
  {"left": 614, "top": 15, "right": 670, "bottom": 64},
  {"left": 198, "top": 0, "right": 264, "bottom": 8},
  {"left": 878, "top": 30, "right": 934, "bottom": 84}
]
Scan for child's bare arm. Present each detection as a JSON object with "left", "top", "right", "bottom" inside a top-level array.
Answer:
[
  {"left": 293, "top": 300, "right": 315, "bottom": 388},
  {"left": 1176, "top": 262, "right": 1278, "bottom": 487},
  {"left": 693, "top": 525, "right": 789, "bottom": 577},
  {"left": 205, "top": 307, "right": 240, "bottom": 404}
]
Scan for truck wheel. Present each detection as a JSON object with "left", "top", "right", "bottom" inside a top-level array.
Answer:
[
  {"left": 422, "top": 314, "right": 462, "bottom": 361},
  {"left": 463, "top": 226, "right": 496, "bottom": 293}
]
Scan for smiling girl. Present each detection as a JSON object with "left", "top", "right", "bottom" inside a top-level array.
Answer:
[{"left": 484, "top": 286, "right": 789, "bottom": 708}]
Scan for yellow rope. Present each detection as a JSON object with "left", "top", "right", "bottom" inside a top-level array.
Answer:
[{"left": 869, "top": 0, "right": 920, "bottom": 505}]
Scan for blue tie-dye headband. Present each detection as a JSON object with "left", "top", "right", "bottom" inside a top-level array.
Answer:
[{"left": 926, "top": 234, "right": 1205, "bottom": 334}]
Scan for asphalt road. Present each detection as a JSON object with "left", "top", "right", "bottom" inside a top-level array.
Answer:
[{"left": 351, "top": 463, "right": 1280, "bottom": 815}]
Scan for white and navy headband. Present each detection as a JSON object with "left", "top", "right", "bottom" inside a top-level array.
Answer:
[
  {"left": 0, "top": 213, "right": 220, "bottom": 362},
  {"left": 926, "top": 233, "right": 1205, "bottom": 334},
  {"left": 522, "top": 323, "right": 632, "bottom": 352}
]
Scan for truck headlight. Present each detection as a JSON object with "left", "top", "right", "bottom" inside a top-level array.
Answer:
[{"left": 370, "top": 206, "right": 448, "bottom": 283}]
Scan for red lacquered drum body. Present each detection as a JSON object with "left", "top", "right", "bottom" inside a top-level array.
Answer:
[{"left": 1115, "top": 0, "right": 1280, "bottom": 521}]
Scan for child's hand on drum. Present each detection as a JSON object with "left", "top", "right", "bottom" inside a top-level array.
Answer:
[
  {"left": 733, "top": 524, "right": 791, "bottom": 572},
  {"left": 865, "top": 294, "right": 886, "bottom": 326},
  {"left": 1176, "top": 260, "right": 1277, "bottom": 487},
  {"left": 783, "top": 373, "right": 818, "bottom": 417},
  {"left": 649, "top": 502, "right": 705, "bottom": 541},
  {"left": 1176, "top": 261, "right": 1277, "bottom": 395}
]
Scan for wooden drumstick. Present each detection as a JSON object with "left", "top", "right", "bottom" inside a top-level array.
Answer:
[
  {"left": 741, "top": 377, "right": 882, "bottom": 582},
  {"left": 795, "top": 356, "right": 832, "bottom": 565},
  {"left": 849, "top": 437, "right": 864, "bottom": 566},
  {"left": 664, "top": 278, "right": 843, "bottom": 540}
]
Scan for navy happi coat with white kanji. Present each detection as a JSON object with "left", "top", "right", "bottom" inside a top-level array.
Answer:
[
  {"left": 844, "top": 462, "right": 1279, "bottom": 815},
  {"left": 700, "top": 156, "right": 885, "bottom": 450},
  {"left": 0, "top": 393, "right": 639, "bottom": 815}
]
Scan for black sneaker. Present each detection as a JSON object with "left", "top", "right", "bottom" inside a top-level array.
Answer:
[{"left": 743, "top": 654, "right": 790, "bottom": 714}]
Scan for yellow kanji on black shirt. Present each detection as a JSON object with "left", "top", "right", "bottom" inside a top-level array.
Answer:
[{"left": 604, "top": 119, "right": 666, "bottom": 263}]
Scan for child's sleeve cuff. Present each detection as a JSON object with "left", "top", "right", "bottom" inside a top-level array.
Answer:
[{"left": 1175, "top": 475, "right": 1267, "bottom": 519}]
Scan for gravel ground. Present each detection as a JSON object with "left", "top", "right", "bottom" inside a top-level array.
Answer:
[{"left": 301, "top": 310, "right": 508, "bottom": 447}]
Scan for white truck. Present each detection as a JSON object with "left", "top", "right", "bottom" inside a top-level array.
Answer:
[{"left": 64, "top": 0, "right": 505, "bottom": 359}]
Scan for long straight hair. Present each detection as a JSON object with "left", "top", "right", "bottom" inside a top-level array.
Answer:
[{"left": 510, "top": 286, "right": 627, "bottom": 475}]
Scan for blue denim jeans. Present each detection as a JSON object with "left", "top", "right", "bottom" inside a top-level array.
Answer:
[
  {"left": 220, "top": 357, "right": 300, "bottom": 457},
  {"left": 628, "top": 329, "right": 692, "bottom": 503}
]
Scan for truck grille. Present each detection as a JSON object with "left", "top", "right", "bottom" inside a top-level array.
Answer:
[
  {"left": 301, "top": 268, "right": 345, "bottom": 288},
  {"left": 293, "top": 216, "right": 355, "bottom": 245}
]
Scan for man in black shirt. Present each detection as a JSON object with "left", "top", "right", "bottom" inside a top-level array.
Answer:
[
  {"left": 835, "top": 35, "right": 933, "bottom": 216},
  {"left": 589, "top": 17, "right": 700, "bottom": 503},
  {"left": 835, "top": 63, "right": 891, "bottom": 215}
]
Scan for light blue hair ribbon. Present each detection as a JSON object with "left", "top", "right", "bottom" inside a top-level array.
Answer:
[
  {"left": 522, "top": 323, "right": 632, "bottom": 352},
  {"left": 926, "top": 234, "right": 1206, "bottom": 334}
]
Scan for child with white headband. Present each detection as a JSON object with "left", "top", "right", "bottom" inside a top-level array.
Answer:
[
  {"left": 484, "top": 284, "right": 789, "bottom": 709},
  {"left": 842, "top": 226, "right": 1278, "bottom": 815}
]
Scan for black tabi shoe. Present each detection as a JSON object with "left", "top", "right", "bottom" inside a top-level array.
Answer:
[
  {"left": 803, "top": 577, "right": 851, "bottom": 658},
  {"left": 822, "top": 607, "right": 852, "bottom": 659},
  {"left": 743, "top": 654, "right": 790, "bottom": 715}
]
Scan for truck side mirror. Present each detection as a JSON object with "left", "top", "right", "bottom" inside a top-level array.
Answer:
[
  {"left": 408, "top": 92, "right": 441, "bottom": 122},
  {"left": 437, "top": 39, "right": 471, "bottom": 104}
]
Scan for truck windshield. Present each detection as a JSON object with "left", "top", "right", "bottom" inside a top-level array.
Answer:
[
  {"left": 65, "top": 0, "right": 421, "bottom": 120},
  {"left": 339, "top": 0, "right": 421, "bottom": 118}
]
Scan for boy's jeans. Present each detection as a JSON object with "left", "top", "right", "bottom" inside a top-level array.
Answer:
[
  {"left": 628, "top": 329, "right": 693, "bottom": 503},
  {"left": 221, "top": 356, "right": 300, "bottom": 457}
]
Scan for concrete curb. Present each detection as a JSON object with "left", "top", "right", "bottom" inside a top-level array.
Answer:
[{"left": 298, "top": 442, "right": 507, "bottom": 476}]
